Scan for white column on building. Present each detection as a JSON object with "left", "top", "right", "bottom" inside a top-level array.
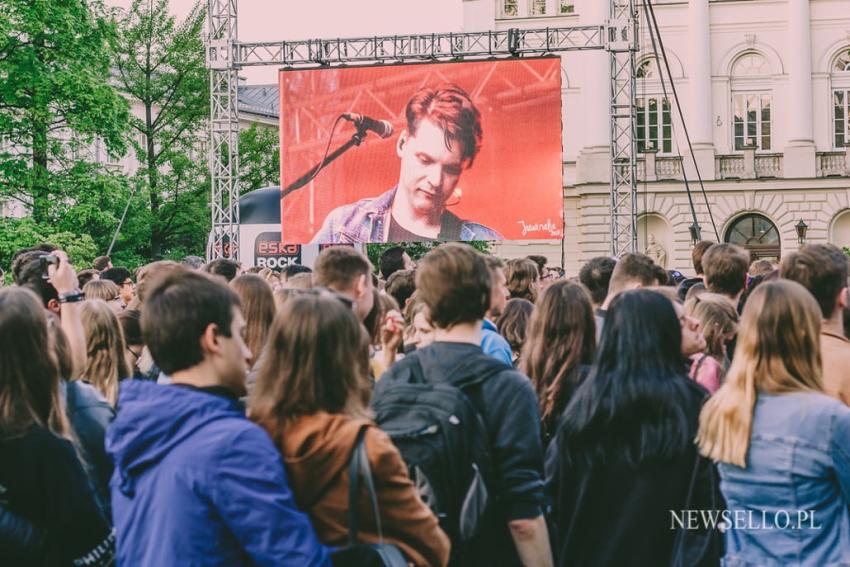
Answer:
[
  {"left": 576, "top": 0, "right": 610, "bottom": 183},
  {"left": 686, "top": 0, "right": 716, "bottom": 180},
  {"left": 784, "top": 0, "right": 816, "bottom": 177}
]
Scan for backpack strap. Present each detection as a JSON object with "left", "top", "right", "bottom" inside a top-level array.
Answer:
[
  {"left": 409, "top": 353, "right": 507, "bottom": 391},
  {"left": 348, "top": 425, "right": 383, "bottom": 545}
]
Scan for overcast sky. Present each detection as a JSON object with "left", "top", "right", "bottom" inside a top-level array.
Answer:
[{"left": 105, "top": 0, "right": 464, "bottom": 84}]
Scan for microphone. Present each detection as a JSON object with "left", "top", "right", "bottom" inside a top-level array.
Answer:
[{"left": 342, "top": 113, "right": 394, "bottom": 139}]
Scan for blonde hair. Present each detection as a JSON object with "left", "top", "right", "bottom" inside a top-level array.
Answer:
[
  {"left": 696, "top": 280, "right": 823, "bottom": 467},
  {"left": 81, "top": 300, "right": 130, "bottom": 405},
  {"left": 83, "top": 279, "right": 120, "bottom": 302},
  {"left": 685, "top": 293, "right": 738, "bottom": 362}
]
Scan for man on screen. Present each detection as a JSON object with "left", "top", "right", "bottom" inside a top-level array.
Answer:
[{"left": 311, "top": 84, "right": 503, "bottom": 244}]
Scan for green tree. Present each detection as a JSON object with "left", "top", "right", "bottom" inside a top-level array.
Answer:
[
  {"left": 112, "top": 0, "right": 209, "bottom": 259},
  {"left": 0, "top": 0, "right": 129, "bottom": 223},
  {"left": 366, "top": 241, "right": 493, "bottom": 272},
  {"left": 239, "top": 123, "right": 279, "bottom": 195}
]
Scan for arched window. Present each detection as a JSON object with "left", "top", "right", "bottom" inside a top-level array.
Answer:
[
  {"left": 731, "top": 52, "right": 772, "bottom": 151},
  {"left": 636, "top": 57, "right": 672, "bottom": 154},
  {"left": 832, "top": 48, "right": 850, "bottom": 148},
  {"left": 724, "top": 213, "right": 781, "bottom": 260}
]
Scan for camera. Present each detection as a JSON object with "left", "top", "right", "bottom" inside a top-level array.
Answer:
[{"left": 38, "top": 254, "right": 59, "bottom": 280}]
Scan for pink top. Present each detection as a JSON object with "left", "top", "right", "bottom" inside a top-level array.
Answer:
[{"left": 689, "top": 354, "right": 723, "bottom": 394}]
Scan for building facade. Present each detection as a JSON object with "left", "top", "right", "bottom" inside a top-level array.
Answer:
[{"left": 464, "top": 0, "right": 850, "bottom": 273}]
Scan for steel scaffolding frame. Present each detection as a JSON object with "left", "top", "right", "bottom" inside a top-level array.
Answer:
[{"left": 205, "top": 1, "right": 637, "bottom": 260}]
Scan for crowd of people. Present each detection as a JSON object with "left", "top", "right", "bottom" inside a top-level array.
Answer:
[{"left": 2, "top": 238, "right": 850, "bottom": 566}]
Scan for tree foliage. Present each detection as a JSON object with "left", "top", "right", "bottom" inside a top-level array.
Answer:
[
  {"left": 366, "top": 241, "right": 493, "bottom": 271},
  {"left": 239, "top": 123, "right": 279, "bottom": 195},
  {"left": 111, "top": 0, "right": 209, "bottom": 260}
]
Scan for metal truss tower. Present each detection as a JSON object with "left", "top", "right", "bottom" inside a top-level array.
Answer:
[{"left": 205, "top": 1, "right": 638, "bottom": 260}]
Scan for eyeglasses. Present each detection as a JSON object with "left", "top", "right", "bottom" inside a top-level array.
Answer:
[{"left": 121, "top": 280, "right": 135, "bottom": 288}]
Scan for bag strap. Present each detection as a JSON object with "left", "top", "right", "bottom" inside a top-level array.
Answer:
[
  {"left": 410, "top": 355, "right": 505, "bottom": 390},
  {"left": 692, "top": 354, "right": 709, "bottom": 379},
  {"left": 347, "top": 425, "right": 384, "bottom": 545}
]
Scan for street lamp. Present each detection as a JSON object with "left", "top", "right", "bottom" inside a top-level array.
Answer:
[
  {"left": 689, "top": 222, "right": 702, "bottom": 246},
  {"left": 795, "top": 219, "right": 808, "bottom": 246}
]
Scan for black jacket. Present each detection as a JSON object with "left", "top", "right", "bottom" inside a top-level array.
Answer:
[
  {"left": 376, "top": 341, "right": 545, "bottom": 566},
  {"left": 62, "top": 380, "right": 115, "bottom": 519}
]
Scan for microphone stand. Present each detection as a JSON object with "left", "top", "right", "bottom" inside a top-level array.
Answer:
[{"left": 281, "top": 127, "right": 368, "bottom": 199}]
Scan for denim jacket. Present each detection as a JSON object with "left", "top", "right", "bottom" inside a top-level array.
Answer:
[
  {"left": 718, "top": 392, "right": 850, "bottom": 566},
  {"left": 310, "top": 187, "right": 503, "bottom": 243}
]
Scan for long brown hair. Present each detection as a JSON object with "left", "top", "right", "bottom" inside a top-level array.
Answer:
[
  {"left": 505, "top": 258, "right": 540, "bottom": 302},
  {"left": 521, "top": 281, "right": 596, "bottom": 436},
  {"left": 697, "top": 280, "right": 823, "bottom": 467},
  {"left": 81, "top": 300, "right": 130, "bottom": 405},
  {"left": 249, "top": 291, "right": 371, "bottom": 433},
  {"left": 0, "top": 287, "right": 67, "bottom": 438},
  {"left": 685, "top": 293, "right": 738, "bottom": 363},
  {"left": 230, "top": 274, "right": 276, "bottom": 365}
]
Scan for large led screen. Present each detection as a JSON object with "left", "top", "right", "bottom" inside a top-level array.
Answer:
[{"left": 279, "top": 57, "right": 564, "bottom": 244}]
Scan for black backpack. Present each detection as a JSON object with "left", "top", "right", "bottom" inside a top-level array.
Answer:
[{"left": 371, "top": 354, "right": 505, "bottom": 552}]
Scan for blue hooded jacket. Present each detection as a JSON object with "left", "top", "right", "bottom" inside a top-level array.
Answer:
[{"left": 106, "top": 380, "right": 330, "bottom": 567}]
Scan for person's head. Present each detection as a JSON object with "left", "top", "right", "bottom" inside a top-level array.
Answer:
[
  {"left": 702, "top": 243, "right": 749, "bottom": 300},
  {"left": 181, "top": 255, "right": 205, "bottom": 270},
  {"left": 0, "top": 287, "right": 67, "bottom": 437},
  {"left": 379, "top": 246, "right": 415, "bottom": 280},
  {"left": 281, "top": 264, "right": 312, "bottom": 281},
  {"left": 416, "top": 243, "right": 491, "bottom": 330},
  {"left": 403, "top": 292, "right": 436, "bottom": 351},
  {"left": 362, "top": 288, "right": 385, "bottom": 345},
  {"left": 652, "top": 263, "right": 671, "bottom": 286},
  {"left": 748, "top": 259, "right": 774, "bottom": 277},
  {"left": 780, "top": 244, "right": 848, "bottom": 321},
  {"left": 385, "top": 269, "right": 416, "bottom": 311},
  {"left": 313, "top": 246, "right": 374, "bottom": 320},
  {"left": 505, "top": 258, "right": 540, "bottom": 303},
  {"left": 230, "top": 274, "right": 276, "bottom": 366},
  {"left": 649, "top": 286, "right": 708, "bottom": 359},
  {"left": 12, "top": 251, "right": 60, "bottom": 313},
  {"left": 604, "top": 253, "right": 656, "bottom": 306},
  {"left": 526, "top": 255, "right": 548, "bottom": 277},
  {"left": 497, "top": 298, "right": 534, "bottom": 360},
  {"left": 579, "top": 256, "right": 617, "bottom": 308},
  {"left": 204, "top": 258, "right": 240, "bottom": 283},
  {"left": 697, "top": 280, "right": 823, "bottom": 467},
  {"left": 692, "top": 240, "right": 714, "bottom": 276},
  {"left": 135, "top": 260, "right": 181, "bottom": 306},
  {"left": 522, "top": 281, "right": 596, "bottom": 432},
  {"left": 83, "top": 280, "right": 124, "bottom": 313},
  {"left": 396, "top": 85, "right": 482, "bottom": 218},
  {"left": 47, "top": 314, "right": 74, "bottom": 382},
  {"left": 250, "top": 290, "right": 371, "bottom": 426},
  {"left": 484, "top": 256, "right": 508, "bottom": 319},
  {"left": 101, "top": 267, "right": 135, "bottom": 304},
  {"left": 684, "top": 293, "right": 738, "bottom": 362},
  {"left": 142, "top": 268, "right": 250, "bottom": 395},
  {"left": 93, "top": 255, "right": 112, "bottom": 271},
  {"left": 77, "top": 268, "right": 100, "bottom": 289},
  {"left": 80, "top": 300, "right": 130, "bottom": 405},
  {"left": 559, "top": 289, "right": 692, "bottom": 467},
  {"left": 117, "top": 309, "right": 144, "bottom": 371}
]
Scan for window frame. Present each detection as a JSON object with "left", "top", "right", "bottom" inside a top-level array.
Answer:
[
  {"left": 731, "top": 91, "right": 772, "bottom": 152},
  {"left": 831, "top": 49, "right": 850, "bottom": 149},
  {"left": 636, "top": 95, "right": 673, "bottom": 155}
]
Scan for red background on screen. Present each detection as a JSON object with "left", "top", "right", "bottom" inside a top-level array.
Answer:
[{"left": 279, "top": 57, "right": 563, "bottom": 243}]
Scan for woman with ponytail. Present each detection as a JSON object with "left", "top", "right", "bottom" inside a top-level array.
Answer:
[
  {"left": 521, "top": 281, "right": 596, "bottom": 445},
  {"left": 697, "top": 280, "right": 850, "bottom": 565}
]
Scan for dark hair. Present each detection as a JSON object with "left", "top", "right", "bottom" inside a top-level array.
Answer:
[
  {"left": 230, "top": 274, "right": 276, "bottom": 365},
  {"left": 579, "top": 256, "right": 617, "bottom": 306},
  {"left": 101, "top": 267, "right": 132, "bottom": 286},
  {"left": 250, "top": 291, "right": 370, "bottom": 424},
  {"left": 703, "top": 243, "right": 749, "bottom": 298},
  {"left": 0, "top": 287, "right": 65, "bottom": 437},
  {"left": 118, "top": 309, "right": 143, "bottom": 347},
  {"left": 406, "top": 84, "right": 483, "bottom": 166},
  {"left": 77, "top": 269, "right": 100, "bottom": 289},
  {"left": 379, "top": 246, "right": 407, "bottom": 280},
  {"left": 416, "top": 243, "right": 491, "bottom": 329},
  {"left": 692, "top": 241, "right": 714, "bottom": 275},
  {"left": 93, "top": 256, "right": 111, "bottom": 271},
  {"left": 780, "top": 244, "right": 848, "bottom": 319},
  {"left": 181, "top": 255, "right": 205, "bottom": 270},
  {"left": 282, "top": 264, "right": 312, "bottom": 280},
  {"left": 12, "top": 251, "right": 58, "bottom": 307},
  {"left": 526, "top": 255, "right": 548, "bottom": 275},
  {"left": 385, "top": 269, "right": 416, "bottom": 310},
  {"left": 608, "top": 253, "right": 657, "bottom": 295},
  {"left": 142, "top": 268, "right": 241, "bottom": 375},
  {"left": 204, "top": 259, "right": 240, "bottom": 283},
  {"left": 521, "top": 281, "right": 596, "bottom": 440},
  {"left": 497, "top": 298, "right": 534, "bottom": 357},
  {"left": 505, "top": 258, "right": 539, "bottom": 302},
  {"left": 558, "top": 290, "right": 695, "bottom": 467},
  {"left": 313, "top": 247, "right": 371, "bottom": 293}
]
